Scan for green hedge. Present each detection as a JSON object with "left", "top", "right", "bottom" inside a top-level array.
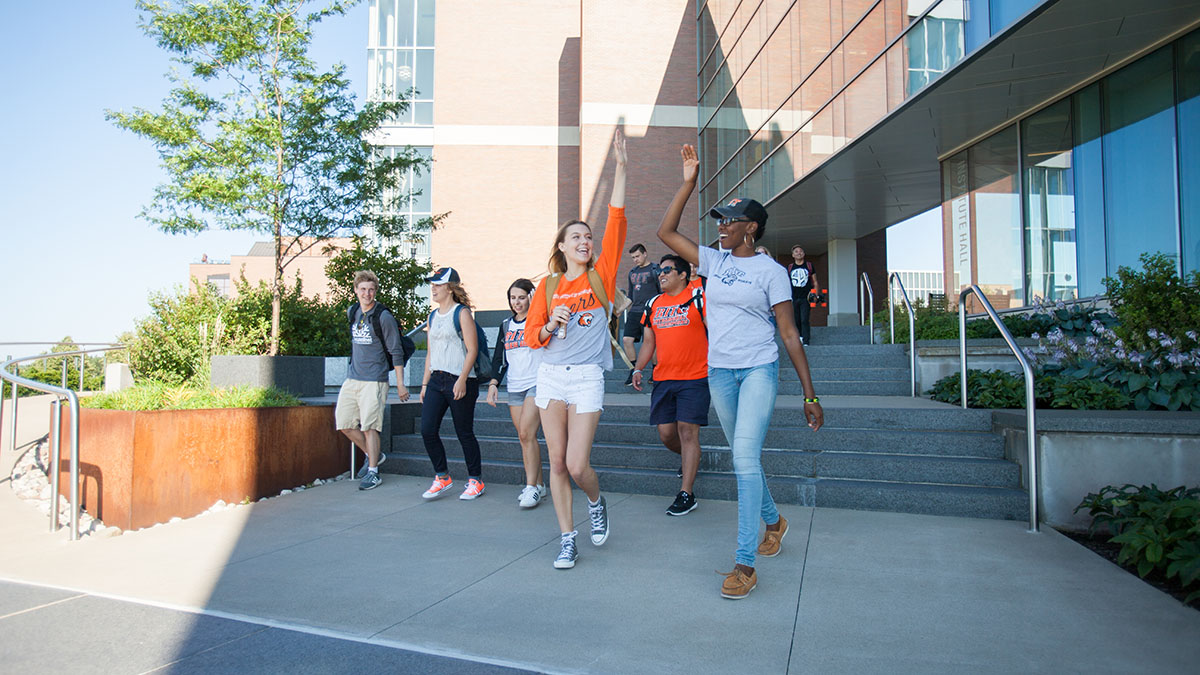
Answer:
[{"left": 82, "top": 382, "right": 301, "bottom": 411}]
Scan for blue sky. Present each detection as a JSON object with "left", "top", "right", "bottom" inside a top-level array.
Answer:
[
  {"left": 0, "top": 2, "right": 940, "bottom": 347},
  {"left": 0, "top": 1, "right": 367, "bottom": 346}
]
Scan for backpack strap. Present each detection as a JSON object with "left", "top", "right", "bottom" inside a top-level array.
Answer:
[
  {"left": 585, "top": 268, "right": 612, "bottom": 318},
  {"left": 544, "top": 274, "right": 562, "bottom": 316},
  {"left": 451, "top": 304, "right": 464, "bottom": 338}
]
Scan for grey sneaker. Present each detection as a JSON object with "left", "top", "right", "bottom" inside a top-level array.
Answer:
[
  {"left": 358, "top": 472, "right": 382, "bottom": 491},
  {"left": 554, "top": 533, "right": 578, "bottom": 569},
  {"left": 589, "top": 496, "right": 609, "bottom": 546},
  {"left": 356, "top": 452, "right": 386, "bottom": 479}
]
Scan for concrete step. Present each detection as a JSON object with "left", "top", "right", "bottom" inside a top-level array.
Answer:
[
  {"left": 405, "top": 434, "right": 1018, "bottom": 488},
  {"left": 600, "top": 379, "right": 911, "bottom": 395},
  {"left": 450, "top": 400, "right": 995, "bottom": 432},
  {"left": 382, "top": 452, "right": 1028, "bottom": 520},
  {"left": 806, "top": 325, "right": 871, "bottom": 345},
  {"left": 442, "top": 420, "right": 1005, "bottom": 458}
]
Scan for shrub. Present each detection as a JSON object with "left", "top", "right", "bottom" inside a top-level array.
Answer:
[
  {"left": 1042, "top": 376, "right": 1131, "bottom": 410},
  {"left": 878, "top": 297, "right": 1113, "bottom": 344},
  {"left": 1104, "top": 252, "right": 1200, "bottom": 354},
  {"left": 227, "top": 278, "right": 348, "bottom": 357},
  {"left": 927, "top": 369, "right": 1026, "bottom": 408},
  {"left": 1075, "top": 484, "right": 1200, "bottom": 605},
  {"left": 126, "top": 280, "right": 265, "bottom": 386},
  {"left": 82, "top": 382, "right": 302, "bottom": 411}
]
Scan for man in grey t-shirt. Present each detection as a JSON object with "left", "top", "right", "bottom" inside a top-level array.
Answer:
[{"left": 336, "top": 270, "right": 409, "bottom": 490}]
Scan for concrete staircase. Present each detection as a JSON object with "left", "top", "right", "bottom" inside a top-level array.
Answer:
[{"left": 385, "top": 323, "right": 1028, "bottom": 520}]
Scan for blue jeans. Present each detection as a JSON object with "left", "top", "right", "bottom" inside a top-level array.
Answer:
[{"left": 708, "top": 360, "right": 781, "bottom": 567}]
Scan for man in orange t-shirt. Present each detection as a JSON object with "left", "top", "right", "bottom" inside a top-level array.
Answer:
[{"left": 631, "top": 253, "right": 708, "bottom": 516}]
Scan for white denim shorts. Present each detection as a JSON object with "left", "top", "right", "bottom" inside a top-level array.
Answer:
[{"left": 535, "top": 363, "right": 605, "bottom": 413}]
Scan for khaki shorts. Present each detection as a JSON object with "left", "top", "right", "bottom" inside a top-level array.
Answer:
[{"left": 335, "top": 379, "right": 389, "bottom": 432}]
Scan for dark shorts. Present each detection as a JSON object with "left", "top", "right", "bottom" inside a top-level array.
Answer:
[
  {"left": 623, "top": 307, "right": 646, "bottom": 341},
  {"left": 649, "top": 378, "right": 710, "bottom": 427}
]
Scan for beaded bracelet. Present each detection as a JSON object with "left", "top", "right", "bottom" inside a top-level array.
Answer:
[{"left": 804, "top": 396, "right": 820, "bottom": 404}]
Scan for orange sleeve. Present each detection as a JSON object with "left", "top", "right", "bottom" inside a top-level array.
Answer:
[
  {"left": 595, "top": 205, "right": 627, "bottom": 303},
  {"left": 524, "top": 277, "right": 551, "bottom": 348}
]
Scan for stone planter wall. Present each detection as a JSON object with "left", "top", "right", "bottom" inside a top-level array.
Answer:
[
  {"left": 58, "top": 405, "right": 349, "bottom": 531},
  {"left": 994, "top": 410, "right": 1200, "bottom": 531},
  {"left": 211, "top": 355, "right": 324, "bottom": 397},
  {"left": 915, "top": 339, "right": 1039, "bottom": 393}
]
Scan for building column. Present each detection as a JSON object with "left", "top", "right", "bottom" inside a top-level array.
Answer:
[{"left": 826, "top": 238, "right": 859, "bottom": 326}]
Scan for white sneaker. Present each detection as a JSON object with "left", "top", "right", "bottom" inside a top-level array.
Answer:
[{"left": 519, "top": 484, "right": 547, "bottom": 509}]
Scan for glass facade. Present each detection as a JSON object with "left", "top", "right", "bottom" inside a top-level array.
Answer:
[
  {"left": 940, "top": 29, "right": 1200, "bottom": 306},
  {"left": 368, "top": 0, "right": 436, "bottom": 125},
  {"left": 695, "top": 0, "right": 1040, "bottom": 242},
  {"left": 368, "top": 0, "right": 435, "bottom": 264}
]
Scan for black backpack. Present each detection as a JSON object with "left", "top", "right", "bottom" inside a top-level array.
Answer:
[
  {"left": 428, "top": 305, "right": 496, "bottom": 381},
  {"left": 348, "top": 303, "right": 416, "bottom": 369}
]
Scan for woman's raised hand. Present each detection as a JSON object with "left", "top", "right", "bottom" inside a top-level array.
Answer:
[
  {"left": 681, "top": 144, "right": 699, "bottom": 183},
  {"left": 613, "top": 129, "right": 628, "bottom": 166}
]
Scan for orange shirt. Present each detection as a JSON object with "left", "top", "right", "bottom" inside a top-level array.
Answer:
[
  {"left": 525, "top": 206, "right": 627, "bottom": 368},
  {"left": 642, "top": 286, "right": 708, "bottom": 381}
]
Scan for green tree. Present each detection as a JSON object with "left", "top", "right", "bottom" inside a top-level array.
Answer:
[
  {"left": 106, "top": 0, "right": 424, "bottom": 356},
  {"left": 1, "top": 338, "right": 108, "bottom": 398},
  {"left": 324, "top": 237, "right": 433, "bottom": 332},
  {"left": 228, "top": 276, "right": 348, "bottom": 356}
]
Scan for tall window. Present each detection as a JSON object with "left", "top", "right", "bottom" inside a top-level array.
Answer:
[
  {"left": 1022, "top": 100, "right": 1077, "bottom": 302},
  {"left": 368, "top": 0, "right": 435, "bottom": 126}
]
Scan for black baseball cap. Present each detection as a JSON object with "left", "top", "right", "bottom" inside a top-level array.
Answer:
[
  {"left": 709, "top": 197, "right": 768, "bottom": 227},
  {"left": 426, "top": 267, "right": 461, "bottom": 285}
]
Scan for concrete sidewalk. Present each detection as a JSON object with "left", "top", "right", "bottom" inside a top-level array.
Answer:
[
  {"left": 1, "top": 397, "right": 1198, "bottom": 673},
  {"left": 1, "top": 474, "right": 1198, "bottom": 673}
]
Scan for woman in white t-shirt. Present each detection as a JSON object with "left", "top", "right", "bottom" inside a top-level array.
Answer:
[
  {"left": 486, "top": 278, "right": 547, "bottom": 509},
  {"left": 657, "top": 144, "right": 824, "bottom": 600}
]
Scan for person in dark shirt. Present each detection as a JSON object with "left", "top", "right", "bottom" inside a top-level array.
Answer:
[
  {"left": 787, "top": 245, "right": 820, "bottom": 346},
  {"left": 623, "top": 243, "right": 661, "bottom": 384}
]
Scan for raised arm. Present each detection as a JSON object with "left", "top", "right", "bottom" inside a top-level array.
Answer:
[
  {"left": 658, "top": 144, "right": 700, "bottom": 265},
  {"left": 610, "top": 130, "right": 627, "bottom": 208}
]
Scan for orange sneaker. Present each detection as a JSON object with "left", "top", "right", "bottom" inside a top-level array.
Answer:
[
  {"left": 459, "top": 478, "right": 486, "bottom": 500},
  {"left": 422, "top": 475, "right": 453, "bottom": 500}
]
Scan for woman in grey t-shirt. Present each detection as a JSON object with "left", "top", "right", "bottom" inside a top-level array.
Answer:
[{"left": 657, "top": 144, "right": 824, "bottom": 600}]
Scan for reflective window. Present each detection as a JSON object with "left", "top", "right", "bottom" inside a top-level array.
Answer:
[
  {"left": 943, "top": 150, "right": 971, "bottom": 292},
  {"left": 1178, "top": 32, "right": 1200, "bottom": 275},
  {"left": 1102, "top": 47, "right": 1179, "bottom": 274},
  {"left": 1022, "top": 100, "right": 1077, "bottom": 302},
  {"left": 970, "top": 126, "right": 1023, "bottom": 308},
  {"left": 1071, "top": 84, "right": 1107, "bottom": 296},
  {"left": 368, "top": 0, "right": 434, "bottom": 126},
  {"left": 905, "top": 1, "right": 964, "bottom": 96},
  {"left": 989, "top": 0, "right": 1039, "bottom": 35}
]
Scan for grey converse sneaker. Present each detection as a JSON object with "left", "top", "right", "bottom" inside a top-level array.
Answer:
[
  {"left": 358, "top": 471, "right": 382, "bottom": 491},
  {"left": 589, "top": 496, "right": 609, "bottom": 546},
  {"left": 554, "top": 532, "right": 578, "bottom": 569},
  {"left": 356, "top": 452, "right": 386, "bottom": 479}
]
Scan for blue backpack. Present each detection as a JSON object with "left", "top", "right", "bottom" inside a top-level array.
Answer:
[{"left": 428, "top": 305, "right": 495, "bottom": 381}]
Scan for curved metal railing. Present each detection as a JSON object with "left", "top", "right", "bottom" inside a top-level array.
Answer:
[
  {"left": 888, "top": 273, "right": 917, "bottom": 397},
  {"left": 958, "top": 286, "right": 1038, "bottom": 533},
  {"left": 859, "top": 272, "right": 874, "bottom": 344},
  {"left": 1, "top": 345, "right": 124, "bottom": 540}
]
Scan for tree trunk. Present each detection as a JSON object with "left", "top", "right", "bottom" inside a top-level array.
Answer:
[{"left": 271, "top": 224, "right": 282, "bottom": 356}]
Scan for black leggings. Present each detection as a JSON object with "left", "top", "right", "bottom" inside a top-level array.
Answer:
[
  {"left": 792, "top": 296, "right": 811, "bottom": 344},
  {"left": 421, "top": 370, "right": 482, "bottom": 478}
]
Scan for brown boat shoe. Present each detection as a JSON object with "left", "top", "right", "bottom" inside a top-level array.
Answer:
[
  {"left": 757, "top": 514, "right": 789, "bottom": 557},
  {"left": 719, "top": 564, "right": 757, "bottom": 599}
]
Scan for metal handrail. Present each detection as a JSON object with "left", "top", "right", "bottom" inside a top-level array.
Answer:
[
  {"left": 859, "top": 272, "right": 874, "bottom": 344},
  {"left": 1, "top": 346, "right": 125, "bottom": 540},
  {"left": 958, "top": 285, "right": 1038, "bottom": 533},
  {"left": 888, "top": 273, "right": 917, "bottom": 397}
]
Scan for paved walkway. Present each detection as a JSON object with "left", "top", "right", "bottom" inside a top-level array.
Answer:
[{"left": 1, "top": 397, "right": 1197, "bottom": 673}]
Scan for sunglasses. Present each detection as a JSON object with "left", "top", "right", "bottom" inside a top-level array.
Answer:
[
  {"left": 717, "top": 217, "right": 753, "bottom": 226},
  {"left": 659, "top": 266, "right": 679, "bottom": 274}
]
